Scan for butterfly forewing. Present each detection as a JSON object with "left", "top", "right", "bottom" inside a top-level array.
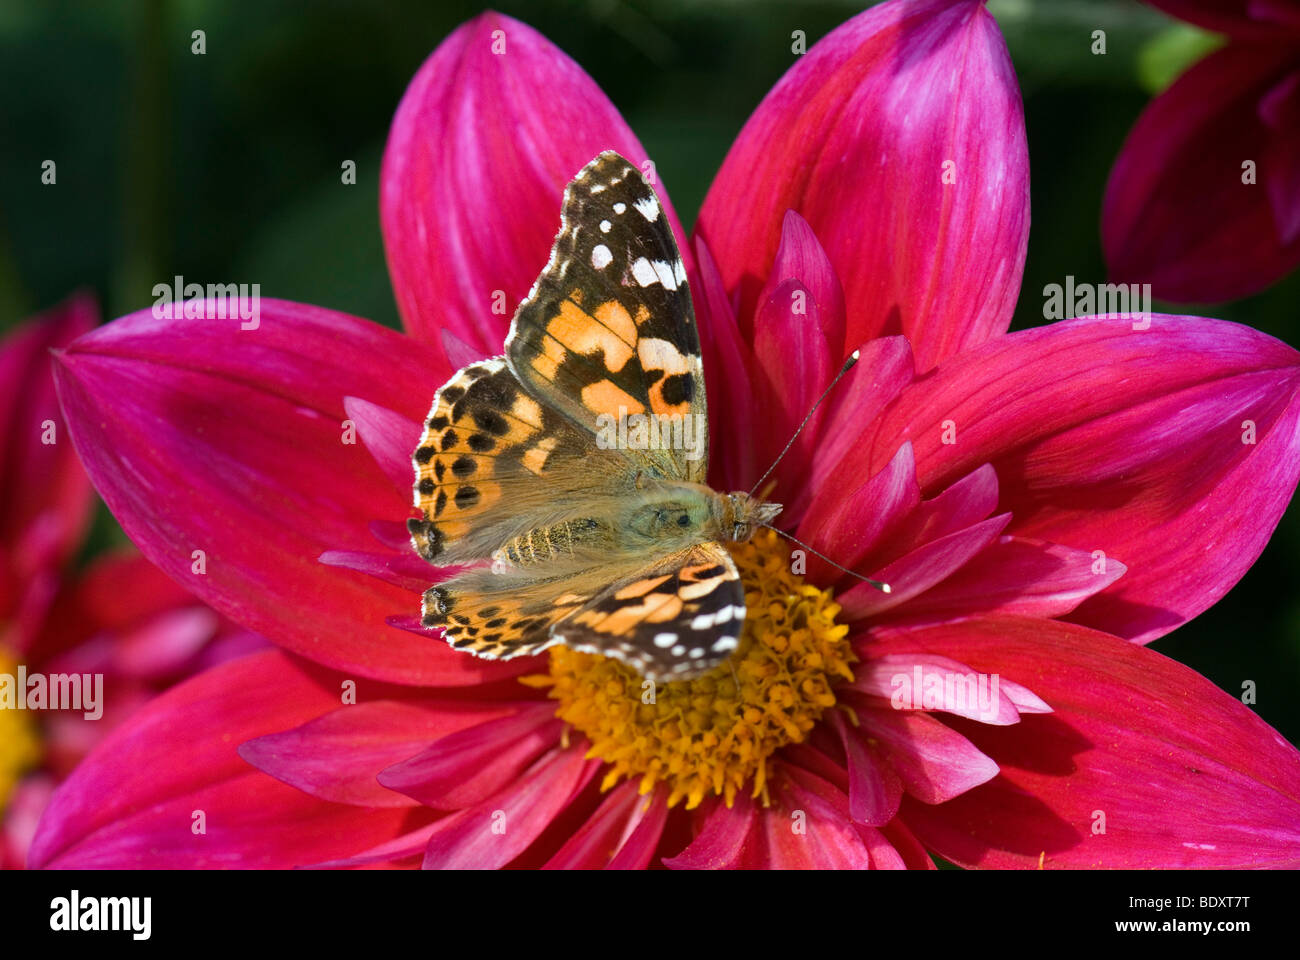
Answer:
[{"left": 505, "top": 151, "right": 708, "bottom": 484}]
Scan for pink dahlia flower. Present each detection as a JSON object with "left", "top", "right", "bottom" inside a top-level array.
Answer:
[
  {"left": 35, "top": 1, "right": 1300, "bottom": 869},
  {"left": 1103, "top": 0, "right": 1300, "bottom": 301},
  {"left": 0, "top": 296, "right": 264, "bottom": 868}
]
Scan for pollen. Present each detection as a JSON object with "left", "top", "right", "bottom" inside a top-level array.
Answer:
[
  {"left": 524, "top": 530, "right": 854, "bottom": 809},
  {"left": 0, "top": 647, "right": 42, "bottom": 814}
]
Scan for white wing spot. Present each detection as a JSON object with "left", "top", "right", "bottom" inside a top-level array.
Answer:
[
  {"left": 599, "top": 220, "right": 612, "bottom": 233},
  {"left": 653, "top": 633, "right": 677, "bottom": 648},
  {"left": 591, "top": 244, "right": 613, "bottom": 269},
  {"left": 652, "top": 260, "right": 678, "bottom": 290},
  {"left": 613, "top": 202, "right": 627, "bottom": 214},
  {"left": 631, "top": 257, "right": 659, "bottom": 287},
  {"left": 633, "top": 196, "right": 660, "bottom": 222}
]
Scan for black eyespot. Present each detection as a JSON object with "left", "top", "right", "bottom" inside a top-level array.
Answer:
[{"left": 677, "top": 513, "right": 690, "bottom": 527}]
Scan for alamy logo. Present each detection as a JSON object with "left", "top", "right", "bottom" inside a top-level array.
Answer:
[
  {"left": 595, "top": 407, "right": 706, "bottom": 462},
  {"left": 890, "top": 667, "right": 1002, "bottom": 723},
  {"left": 0, "top": 666, "right": 101, "bottom": 720},
  {"left": 1042, "top": 275, "right": 1152, "bottom": 330},
  {"left": 152, "top": 275, "right": 261, "bottom": 329},
  {"left": 50, "top": 891, "right": 151, "bottom": 940}
]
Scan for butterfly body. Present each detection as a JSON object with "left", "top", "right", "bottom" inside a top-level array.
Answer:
[{"left": 409, "top": 151, "right": 778, "bottom": 681}]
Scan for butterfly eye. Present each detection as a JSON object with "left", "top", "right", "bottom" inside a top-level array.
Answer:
[{"left": 677, "top": 513, "right": 691, "bottom": 527}]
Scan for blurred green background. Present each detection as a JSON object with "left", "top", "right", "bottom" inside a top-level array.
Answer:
[{"left": 2, "top": 0, "right": 1297, "bottom": 743}]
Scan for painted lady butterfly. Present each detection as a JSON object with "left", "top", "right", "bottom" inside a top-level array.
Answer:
[{"left": 408, "top": 151, "right": 782, "bottom": 682}]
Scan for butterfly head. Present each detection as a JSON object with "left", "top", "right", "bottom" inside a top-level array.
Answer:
[{"left": 721, "top": 491, "right": 782, "bottom": 543}]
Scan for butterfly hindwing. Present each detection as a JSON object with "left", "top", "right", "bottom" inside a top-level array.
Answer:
[
  {"left": 418, "top": 567, "right": 601, "bottom": 660},
  {"left": 505, "top": 151, "right": 708, "bottom": 483},
  {"left": 552, "top": 541, "right": 746, "bottom": 682}
]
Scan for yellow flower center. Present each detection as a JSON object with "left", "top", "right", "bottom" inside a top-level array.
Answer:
[
  {"left": 0, "top": 647, "right": 42, "bottom": 814},
  {"left": 524, "top": 530, "right": 854, "bottom": 809}
]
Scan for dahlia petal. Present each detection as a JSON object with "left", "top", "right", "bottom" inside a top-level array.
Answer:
[
  {"left": 28, "top": 651, "right": 409, "bottom": 868},
  {"left": 866, "top": 315, "right": 1300, "bottom": 643},
  {"left": 698, "top": 0, "right": 1029, "bottom": 371},
  {"left": 694, "top": 237, "right": 758, "bottom": 491},
  {"left": 0, "top": 293, "right": 96, "bottom": 634},
  {"left": 751, "top": 278, "right": 834, "bottom": 496},
  {"left": 877, "top": 818, "right": 938, "bottom": 870},
  {"left": 763, "top": 766, "right": 871, "bottom": 869},
  {"left": 379, "top": 703, "right": 562, "bottom": 809},
  {"left": 421, "top": 744, "right": 599, "bottom": 869},
  {"left": 885, "top": 463, "right": 999, "bottom": 557},
  {"left": 1260, "top": 70, "right": 1300, "bottom": 245},
  {"left": 764, "top": 211, "right": 847, "bottom": 356},
  {"left": 318, "top": 549, "right": 433, "bottom": 595},
  {"left": 793, "top": 335, "right": 915, "bottom": 519},
  {"left": 1103, "top": 45, "right": 1300, "bottom": 301},
  {"left": 857, "top": 826, "right": 907, "bottom": 870},
  {"left": 857, "top": 704, "right": 1000, "bottom": 804},
  {"left": 52, "top": 300, "right": 512, "bottom": 685},
  {"left": 799, "top": 442, "right": 920, "bottom": 583},
  {"left": 830, "top": 711, "right": 904, "bottom": 826},
  {"left": 838, "top": 514, "right": 1011, "bottom": 619},
  {"left": 239, "top": 700, "right": 514, "bottom": 808},
  {"left": 382, "top": 11, "right": 686, "bottom": 350},
  {"left": 852, "top": 653, "right": 1022, "bottom": 726},
  {"left": 874, "top": 616, "right": 1300, "bottom": 867},
  {"left": 662, "top": 794, "right": 757, "bottom": 869},
  {"left": 889, "top": 536, "right": 1127, "bottom": 622},
  {"left": 440, "top": 327, "right": 491, "bottom": 369},
  {"left": 1144, "top": 0, "right": 1300, "bottom": 40},
  {"left": 543, "top": 781, "right": 668, "bottom": 870},
  {"left": 343, "top": 396, "right": 422, "bottom": 499},
  {"left": 307, "top": 821, "right": 440, "bottom": 869}
]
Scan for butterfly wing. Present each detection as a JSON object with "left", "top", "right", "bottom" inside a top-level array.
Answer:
[
  {"left": 408, "top": 358, "right": 630, "bottom": 564},
  {"left": 552, "top": 541, "right": 746, "bottom": 682},
  {"left": 505, "top": 151, "right": 708, "bottom": 484}
]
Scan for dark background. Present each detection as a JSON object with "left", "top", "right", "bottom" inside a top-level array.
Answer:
[{"left": 2, "top": 0, "right": 1297, "bottom": 743}]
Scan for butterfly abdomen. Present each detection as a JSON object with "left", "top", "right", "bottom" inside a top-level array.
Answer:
[{"left": 494, "top": 517, "right": 606, "bottom": 568}]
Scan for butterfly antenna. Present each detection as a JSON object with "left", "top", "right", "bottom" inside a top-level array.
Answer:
[
  {"left": 760, "top": 522, "right": 892, "bottom": 594},
  {"left": 748, "top": 349, "right": 860, "bottom": 498}
]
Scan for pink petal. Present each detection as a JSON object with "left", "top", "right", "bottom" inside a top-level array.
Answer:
[
  {"left": 838, "top": 514, "right": 1011, "bottom": 619},
  {"left": 863, "top": 315, "right": 1300, "bottom": 643},
  {"left": 1260, "top": 70, "right": 1300, "bottom": 245},
  {"left": 697, "top": 0, "right": 1028, "bottom": 372},
  {"left": 761, "top": 766, "right": 871, "bottom": 869},
  {"left": 1103, "top": 45, "right": 1300, "bottom": 301},
  {"left": 343, "top": 396, "right": 422, "bottom": 499},
  {"left": 886, "top": 535, "right": 1126, "bottom": 622},
  {"left": 852, "top": 653, "right": 1023, "bottom": 726},
  {"left": 830, "top": 711, "right": 904, "bottom": 826},
  {"left": 857, "top": 703, "right": 1000, "bottom": 804},
  {"left": 239, "top": 700, "right": 516, "bottom": 808},
  {"left": 421, "top": 744, "right": 599, "bottom": 869},
  {"left": 874, "top": 616, "right": 1300, "bottom": 867},
  {"left": 379, "top": 703, "right": 562, "bottom": 809},
  {"left": 29, "top": 651, "right": 410, "bottom": 868},
  {"left": 0, "top": 293, "right": 96, "bottom": 637},
  {"left": 382, "top": 12, "right": 687, "bottom": 351},
  {"left": 543, "top": 781, "right": 669, "bottom": 870},
  {"left": 750, "top": 278, "right": 835, "bottom": 499},
  {"left": 1145, "top": 0, "right": 1300, "bottom": 40},
  {"left": 662, "top": 794, "right": 758, "bottom": 869},
  {"left": 695, "top": 237, "right": 760, "bottom": 492},
  {"left": 798, "top": 441, "right": 920, "bottom": 583},
  {"left": 52, "top": 300, "right": 513, "bottom": 685}
]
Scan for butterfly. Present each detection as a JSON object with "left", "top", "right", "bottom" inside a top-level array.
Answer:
[{"left": 407, "top": 151, "right": 783, "bottom": 683}]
